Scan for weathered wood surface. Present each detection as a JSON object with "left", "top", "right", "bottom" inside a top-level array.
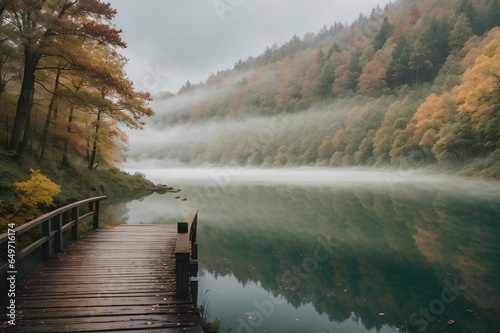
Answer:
[{"left": 3, "top": 225, "right": 204, "bottom": 332}]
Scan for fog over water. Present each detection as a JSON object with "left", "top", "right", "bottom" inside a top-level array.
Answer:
[{"left": 124, "top": 166, "right": 500, "bottom": 199}]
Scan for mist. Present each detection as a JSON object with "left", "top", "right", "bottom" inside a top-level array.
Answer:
[{"left": 124, "top": 88, "right": 365, "bottom": 168}]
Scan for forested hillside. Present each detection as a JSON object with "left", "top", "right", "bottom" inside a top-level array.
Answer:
[{"left": 141, "top": 0, "right": 500, "bottom": 178}]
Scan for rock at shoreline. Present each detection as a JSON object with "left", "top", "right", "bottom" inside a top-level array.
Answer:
[{"left": 153, "top": 184, "right": 181, "bottom": 194}]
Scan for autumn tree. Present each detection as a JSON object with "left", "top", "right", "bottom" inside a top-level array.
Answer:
[
  {"left": 58, "top": 76, "right": 87, "bottom": 167},
  {"left": 373, "top": 95, "right": 420, "bottom": 164},
  {"left": 455, "top": 31, "right": 500, "bottom": 152},
  {"left": 357, "top": 59, "right": 388, "bottom": 96},
  {"left": 3, "top": 0, "right": 126, "bottom": 156},
  {"left": 275, "top": 62, "right": 305, "bottom": 112},
  {"left": 300, "top": 59, "right": 321, "bottom": 107},
  {"left": 408, "top": 7, "right": 422, "bottom": 25},
  {"left": 397, "top": 92, "right": 456, "bottom": 164},
  {"left": 76, "top": 46, "right": 153, "bottom": 169},
  {"left": 432, "top": 113, "right": 475, "bottom": 163}
]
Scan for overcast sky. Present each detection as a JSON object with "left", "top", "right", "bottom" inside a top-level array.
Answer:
[{"left": 106, "top": 0, "right": 393, "bottom": 94}]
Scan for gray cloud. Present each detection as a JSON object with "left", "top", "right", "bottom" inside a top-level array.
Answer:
[{"left": 106, "top": 0, "right": 392, "bottom": 93}]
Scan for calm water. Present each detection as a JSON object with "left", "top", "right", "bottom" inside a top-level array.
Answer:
[{"left": 110, "top": 168, "right": 500, "bottom": 333}]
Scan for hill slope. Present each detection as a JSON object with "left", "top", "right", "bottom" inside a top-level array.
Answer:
[{"left": 131, "top": 0, "right": 500, "bottom": 178}]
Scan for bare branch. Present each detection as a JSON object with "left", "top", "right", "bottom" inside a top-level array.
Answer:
[{"left": 488, "top": 71, "right": 500, "bottom": 90}]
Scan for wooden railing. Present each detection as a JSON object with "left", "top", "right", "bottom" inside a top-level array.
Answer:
[
  {"left": 175, "top": 209, "right": 199, "bottom": 300},
  {"left": 0, "top": 196, "right": 107, "bottom": 279}
]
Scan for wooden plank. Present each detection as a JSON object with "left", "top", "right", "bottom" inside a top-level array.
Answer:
[{"left": 2, "top": 224, "right": 203, "bottom": 333}]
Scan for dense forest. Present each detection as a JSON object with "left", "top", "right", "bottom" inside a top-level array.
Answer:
[
  {"left": 0, "top": 1, "right": 154, "bottom": 230},
  {"left": 140, "top": 0, "right": 500, "bottom": 178}
]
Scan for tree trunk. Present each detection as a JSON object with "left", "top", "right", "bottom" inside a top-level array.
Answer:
[
  {"left": 18, "top": 86, "right": 35, "bottom": 156},
  {"left": 87, "top": 110, "right": 101, "bottom": 170},
  {"left": 88, "top": 140, "right": 98, "bottom": 170},
  {"left": 61, "top": 105, "right": 74, "bottom": 167},
  {"left": 39, "top": 65, "right": 62, "bottom": 163},
  {"left": 8, "top": 48, "right": 40, "bottom": 155}
]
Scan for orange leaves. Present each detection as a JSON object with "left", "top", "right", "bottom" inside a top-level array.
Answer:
[
  {"left": 357, "top": 59, "right": 388, "bottom": 96},
  {"left": 275, "top": 64, "right": 305, "bottom": 112},
  {"left": 77, "top": 0, "right": 117, "bottom": 20},
  {"left": 408, "top": 7, "right": 422, "bottom": 25},
  {"left": 412, "top": 93, "right": 456, "bottom": 150},
  {"left": 455, "top": 30, "right": 500, "bottom": 149}
]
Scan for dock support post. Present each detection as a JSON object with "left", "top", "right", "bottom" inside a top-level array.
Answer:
[
  {"left": 175, "top": 210, "right": 199, "bottom": 301},
  {"left": 41, "top": 218, "right": 52, "bottom": 260},
  {"left": 176, "top": 221, "right": 189, "bottom": 297},
  {"left": 92, "top": 200, "right": 100, "bottom": 229},
  {"left": 71, "top": 206, "right": 79, "bottom": 240},
  {"left": 54, "top": 213, "right": 63, "bottom": 252}
]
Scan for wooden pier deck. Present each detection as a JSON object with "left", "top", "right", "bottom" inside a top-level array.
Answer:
[{"left": 1, "top": 209, "right": 203, "bottom": 332}]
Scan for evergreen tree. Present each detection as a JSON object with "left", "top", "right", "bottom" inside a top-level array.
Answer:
[
  {"left": 388, "top": 38, "right": 412, "bottom": 87},
  {"left": 485, "top": 0, "right": 500, "bottom": 31},
  {"left": 317, "top": 61, "right": 336, "bottom": 98},
  {"left": 458, "top": 0, "right": 481, "bottom": 35},
  {"left": 449, "top": 14, "right": 473, "bottom": 53},
  {"left": 423, "top": 18, "right": 452, "bottom": 79},
  {"left": 409, "top": 37, "right": 433, "bottom": 85},
  {"left": 373, "top": 17, "right": 394, "bottom": 50},
  {"left": 348, "top": 49, "right": 363, "bottom": 79}
]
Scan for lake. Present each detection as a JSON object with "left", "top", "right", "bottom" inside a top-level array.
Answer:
[{"left": 111, "top": 168, "right": 500, "bottom": 333}]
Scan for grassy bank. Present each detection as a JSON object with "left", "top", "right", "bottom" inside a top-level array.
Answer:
[{"left": 0, "top": 146, "right": 155, "bottom": 211}]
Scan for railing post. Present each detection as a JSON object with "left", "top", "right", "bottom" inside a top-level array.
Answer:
[
  {"left": 93, "top": 200, "right": 100, "bottom": 229},
  {"left": 41, "top": 218, "right": 51, "bottom": 260},
  {"left": 71, "top": 206, "right": 79, "bottom": 240},
  {"left": 175, "top": 210, "right": 199, "bottom": 301},
  {"left": 176, "top": 221, "right": 189, "bottom": 297},
  {"left": 54, "top": 213, "right": 63, "bottom": 253}
]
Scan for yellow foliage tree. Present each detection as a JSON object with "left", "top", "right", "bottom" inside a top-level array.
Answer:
[
  {"left": 411, "top": 92, "right": 456, "bottom": 157},
  {"left": 455, "top": 30, "right": 500, "bottom": 151},
  {"left": 0, "top": 169, "right": 61, "bottom": 232}
]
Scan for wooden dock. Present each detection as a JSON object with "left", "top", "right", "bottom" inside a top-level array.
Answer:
[{"left": 1, "top": 198, "right": 203, "bottom": 332}]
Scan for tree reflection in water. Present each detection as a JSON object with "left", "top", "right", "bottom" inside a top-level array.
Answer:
[{"left": 193, "top": 182, "right": 499, "bottom": 332}]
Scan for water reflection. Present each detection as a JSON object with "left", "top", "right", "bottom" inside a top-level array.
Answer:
[
  {"left": 110, "top": 170, "right": 500, "bottom": 332},
  {"left": 99, "top": 191, "right": 184, "bottom": 227}
]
